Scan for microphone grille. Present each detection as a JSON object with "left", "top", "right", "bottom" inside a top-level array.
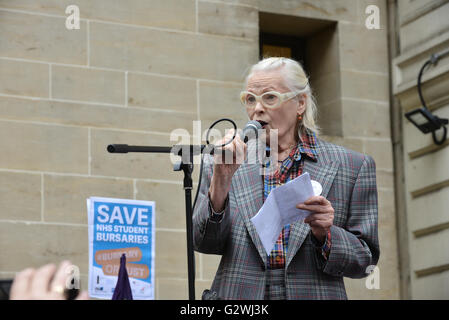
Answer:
[
  {"left": 247, "top": 120, "right": 262, "bottom": 130},
  {"left": 242, "top": 120, "right": 262, "bottom": 143}
]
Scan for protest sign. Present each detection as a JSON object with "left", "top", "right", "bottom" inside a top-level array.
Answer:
[{"left": 87, "top": 197, "right": 155, "bottom": 300}]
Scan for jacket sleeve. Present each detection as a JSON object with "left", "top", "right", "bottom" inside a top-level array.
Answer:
[
  {"left": 316, "top": 154, "right": 380, "bottom": 279},
  {"left": 192, "top": 155, "right": 232, "bottom": 255}
]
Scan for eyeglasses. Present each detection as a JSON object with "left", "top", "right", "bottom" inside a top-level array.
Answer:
[{"left": 240, "top": 90, "right": 302, "bottom": 109}]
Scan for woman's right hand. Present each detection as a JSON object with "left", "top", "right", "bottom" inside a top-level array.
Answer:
[
  {"left": 213, "top": 129, "right": 247, "bottom": 178},
  {"left": 209, "top": 129, "right": 247, "bottom": 212}
]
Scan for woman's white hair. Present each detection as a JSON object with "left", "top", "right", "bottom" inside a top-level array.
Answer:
[{"left": 244, "top": 57, "right": 320, "bottom": 138}]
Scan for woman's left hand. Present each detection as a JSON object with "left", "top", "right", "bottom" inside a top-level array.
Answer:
[{"left": 297, "top": 196, "right": 334, "bottom": 244}]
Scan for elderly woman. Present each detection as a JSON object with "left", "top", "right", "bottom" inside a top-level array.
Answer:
[{"left": 193, "top": 57, "right": 379, "bottom": 300}]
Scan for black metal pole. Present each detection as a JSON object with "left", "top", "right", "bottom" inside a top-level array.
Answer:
[
  {"left": 107, "top": 144, "right": 172, "bottom": 154},
  {"left": 181, "top": 163, "right": 195, "bottom": 300},
  {"left": 107, "top": 143, "right": 204, "bottom": 300}
]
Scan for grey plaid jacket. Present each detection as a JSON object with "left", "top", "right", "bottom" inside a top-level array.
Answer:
[{"left": 193, "top": 137, "right": 380, "bottom": 300}]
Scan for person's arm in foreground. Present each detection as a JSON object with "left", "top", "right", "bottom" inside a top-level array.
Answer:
[{"left": 10, "top": 260, "right": 89, "bottom": 300}]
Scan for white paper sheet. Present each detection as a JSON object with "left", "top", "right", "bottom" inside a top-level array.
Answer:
[{"left": 250, "top": 172, "right": 317, "bottom": 255}]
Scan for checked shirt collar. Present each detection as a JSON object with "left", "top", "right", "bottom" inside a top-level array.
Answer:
[{"left": 264, "top": 129, "right": 318, "bottom": 184}]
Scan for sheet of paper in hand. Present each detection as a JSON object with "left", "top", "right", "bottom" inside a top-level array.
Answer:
[{"left": 250, "top": 172, "right": 318, "bottom": 255}]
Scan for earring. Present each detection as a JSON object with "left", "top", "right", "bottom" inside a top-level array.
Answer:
[{"left": 298, "top": 114, "right": 303, "bottom": 121}]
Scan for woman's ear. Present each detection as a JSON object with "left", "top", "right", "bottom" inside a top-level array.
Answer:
[{"left": 297, "top": 93, "right": 307, "bottom": 115}]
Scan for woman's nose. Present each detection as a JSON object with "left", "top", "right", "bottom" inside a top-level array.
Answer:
[{"left": 254, "top": 101, "right": 265, "bottom": 113}]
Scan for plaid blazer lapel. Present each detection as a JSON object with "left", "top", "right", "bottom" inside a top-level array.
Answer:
[
  {"left": 231, "top": 161, "right": 267, "bottom": 266},
  {"left": 286, "top": 156, "right": 340, "bottom": 268}
]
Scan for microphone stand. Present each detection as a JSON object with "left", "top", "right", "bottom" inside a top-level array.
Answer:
[{"left": 107, "top": 143, "right": 213, "bottom": 300}]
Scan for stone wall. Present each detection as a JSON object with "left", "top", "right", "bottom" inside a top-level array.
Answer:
[
  {"left": 0, "top": 0, "right": 399, "bottom": 299},
  {"left": 392, "top": 0, "right": 449, "bottom": 299}
]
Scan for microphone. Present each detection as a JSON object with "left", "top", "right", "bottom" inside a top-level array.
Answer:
[
  {"left": 240, "top": 120, "right": 262, "bottom": 143},
  {"left": 210, "top": 120, "right": 262, "bottom": 157}
]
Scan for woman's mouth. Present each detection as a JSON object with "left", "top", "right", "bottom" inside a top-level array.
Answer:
[{"left": 256, "top": 120, "right": 268, "bottom": 128}]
